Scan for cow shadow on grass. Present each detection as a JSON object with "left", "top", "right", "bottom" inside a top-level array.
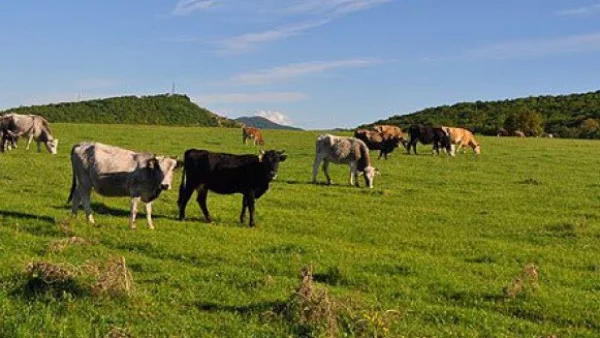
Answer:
[
  {"left": 52, "top": 202, "right": 172, "bottom": 220},
  {"left": 0, "top": 210, "right": 55, "bottom": 225},
  {"left": 0, "top": 210, "right": 61, "bottom": 238}
]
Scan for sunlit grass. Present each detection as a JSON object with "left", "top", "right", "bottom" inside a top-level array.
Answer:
[{"left": 1, "top": 124, "right": 599, "bottom": 337}]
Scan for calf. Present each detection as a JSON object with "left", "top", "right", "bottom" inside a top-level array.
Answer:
[
  {"left": 177, "top": 149, "right": 287, "bottom": 227},
  {"left": 312, "top": 134, "right": 378, "bottom": 188},
  {"left": 68, "top": 142, "right": 178, "bottom": 229},
  {"left": 406, "top": 125, "right": 451, "bottom": 155},
  {"left": 241, "top": 124, "right": 265, "bottom": 146}
]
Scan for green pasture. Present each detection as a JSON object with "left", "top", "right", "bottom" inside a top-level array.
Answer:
[{"left": 1, "top": 124, "right": 599, "bottom": 337}]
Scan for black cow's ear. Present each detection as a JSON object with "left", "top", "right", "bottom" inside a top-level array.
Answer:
[{"left": 279, "top": 154, "right": 288, "bottom": 162}]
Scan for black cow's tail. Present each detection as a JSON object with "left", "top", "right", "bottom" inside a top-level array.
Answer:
[
  {"left": 67, "top": 145, "right": 77, "bottom": 203},
  {"left": 177, "top": 157, "right": 187, "bottom": 206}
]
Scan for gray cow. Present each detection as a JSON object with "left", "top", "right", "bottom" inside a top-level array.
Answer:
[
  {"left": 1, "top": 113, "right": 59, "bottom": 154},
  {"left": 68, "top": 142, "right": 178, "bottom": 229},
  {"left": 312, "top": 134, "right": 379, "bottom": 188}
]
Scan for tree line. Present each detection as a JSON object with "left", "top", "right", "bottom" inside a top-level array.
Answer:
[
  {"left": 0, "top": 94, "right": 239, "bottom": 127},
  {"left": 362, "top": 90, "right": 600, "bottom": 138}
]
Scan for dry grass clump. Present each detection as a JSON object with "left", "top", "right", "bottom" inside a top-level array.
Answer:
[
  {"left": 503, "top": 263, "right": 539, "bottom": 299},
  {"left": 103, "top": 326, "right": 133, "bottom": 338},
  {"left": 91, "top": 256, "right": 134, "bottom": 297},
  {"left": 24, "top": 261, "right": 74, "bottom": 284},
  {"left": 272, "top": 266, "right": 400, "bottom": 337},
  {"left": 23, "top": 261, "right": 82, "bottom": 297},
  {"left": 49, "top": 236, "right": 92, "bottom": 253},
  {"left": 278, "top": 266, "right": 339, "bottom": 337},
  {"left": 21, "top": 257, "right": 134, "bottom": 299}
]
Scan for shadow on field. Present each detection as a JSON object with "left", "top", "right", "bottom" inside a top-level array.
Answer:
[
  {"left": 194, "top": 300, "right": 285, "bottom": 315},
  {"left": 0, "top": 210, "right": 55, "bottom": 225},
  {"left": 52, "top": 203, "right": 172, "bottom": 220}
]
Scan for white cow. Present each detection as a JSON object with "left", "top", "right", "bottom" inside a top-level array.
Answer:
[
  {"left": 2, "top": 113, "right": 59, "bottom": 154},
  {"left": 68, "top": 142, "right": 179, "bottom": 229},
  {"left": 312, "top": 134, "right": 378, "bottom": 188}
]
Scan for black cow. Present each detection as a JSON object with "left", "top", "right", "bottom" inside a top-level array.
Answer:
[
  {"left": 177, "top": 149, "right": 287, "bottom": 227},
  {"left": 407, "top": 125, "right": 452, "bottom": 155}
]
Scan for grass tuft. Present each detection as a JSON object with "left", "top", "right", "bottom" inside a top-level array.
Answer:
[{"left": 503, "top": 263, "right": 540, "bottom": 299}]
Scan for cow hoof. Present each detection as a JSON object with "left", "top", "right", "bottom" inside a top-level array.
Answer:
[
  {"left": 205, "top": 218, "right": 213, "bottom": 224},
  {"left": 249, "top": 223, "right": 256, "bottom": 227},
  {"left": 148, "top": 226, "right": 155, "bottom": 230},
  {"left": 87, "top": 215, "right": 95, "bottom": 224}
]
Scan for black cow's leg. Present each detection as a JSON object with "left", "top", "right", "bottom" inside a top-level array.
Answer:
[
  {"left": 239, "top": 195, "right": 247, "bottom": 224},
  {"left": 247, "top": 192, "right": 256, "bottom": 227},
  {"left": 177, "top": 184, "right": 195, "bottom": 220},
  {"left": 378, "top": 151, "right": 383, "bottom": 160},
  {"left": 197, "top": 186, "right": 212, "bottom": 223}
]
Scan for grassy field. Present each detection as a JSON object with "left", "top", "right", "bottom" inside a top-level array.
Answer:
[{"left": 1, "top": 123, "right": 600, "bottom": 337}]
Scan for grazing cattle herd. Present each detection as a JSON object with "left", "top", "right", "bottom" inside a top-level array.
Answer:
[{"left": 3, "top": 110, "right": 544, "bottom": 228}]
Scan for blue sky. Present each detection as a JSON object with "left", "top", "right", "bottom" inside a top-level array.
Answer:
[{"left": 1, "top": 1, "right": 600, "bottom": 129}]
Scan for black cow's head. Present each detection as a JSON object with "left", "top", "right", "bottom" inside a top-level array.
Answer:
[{"left": 259, "top": 149, "right": 287, "bottom": 180}]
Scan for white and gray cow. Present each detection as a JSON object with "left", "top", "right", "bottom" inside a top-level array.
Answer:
[
  {"left": 312, "top": 134, "right": 379, "bottom": 188},
  {"left": 68, "top": 142, "right": 178, "bottom": 229},
  {"left": 1, "top": 113, "right": 59, "bottom": 154}
]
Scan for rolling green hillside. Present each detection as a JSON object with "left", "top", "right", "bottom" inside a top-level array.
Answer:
[
  {"left": 363, "top": 90, "right": 600, "bottom": 138},
  {"left": 1, "top": 124, "right": 600, "bottom": 336},
  {"left": 235, "top": 116, "right": 302, "bottom": 130},
  {"left": 1, "top": 94, "right": 239, "bottom": 127}
]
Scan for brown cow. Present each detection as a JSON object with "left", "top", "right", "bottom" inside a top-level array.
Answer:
[
  {"left": 354, "top": 129, "right": 401, "bottom": 160},
  {"left": 241, "top": 124, "right": 265, "bottom": 146},
  {"left": 443, "top": 126, "right": 481, "bottom": 155},
  {"left": 514, "top": 130, "right": 525, "bottom": 138}
]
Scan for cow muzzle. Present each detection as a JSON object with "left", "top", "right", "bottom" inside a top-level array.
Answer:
[{"left": 160, "top": 184, "right": 171, "bottom": 190}]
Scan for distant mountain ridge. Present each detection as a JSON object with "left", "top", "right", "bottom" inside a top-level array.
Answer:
[
  {"left": 1, "top": 94, "right": 238, "bottom": 127},
  {"left": 235, "top": 116, "right": 302, "bottom": 130}
]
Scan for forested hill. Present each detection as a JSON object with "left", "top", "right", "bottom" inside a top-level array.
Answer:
[
  {"left": 1, "top": 94, "right": 239, "bottom": 127},
  {"left": 235, "top": 116, "right": 302, "bottom": 130},
  {"left": 362, "top": 90, "right": 600, "bottom": 138}
]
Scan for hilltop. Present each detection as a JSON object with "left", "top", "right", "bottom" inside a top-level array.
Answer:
[
  {"left": 1, "top": 94, "right": 239, "bottom": 127},
  {"left": 235, "top": 116, "right": 302, "bottom": 130},
  {"left": 362, "top": 90, "right": 600, "bottom": 138}
]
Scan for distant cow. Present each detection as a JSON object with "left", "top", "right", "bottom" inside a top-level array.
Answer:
[
  {"left": 177, "top": 149, "right": 287, "bottom": 227},
  {"left": 514, "top": 130, "right": 525, "bottom": 138},
  {"left": 374, "top": 125, "right": 408, "bottom": 145},
  {"left": 406, "top": 125, "right": 451, "bottom": 155},
  {"left": 497, "top": 128, "right": 509, "bottom": 137},
  {"left": 312, "top": 134, "right": 378, "bottom": 188},
  {"left": 353, "top": 129, "right": 398, "bottom": 160},
  {"left": 0, "top": 113, "right": 58, "bottom": 154},
  {"left": 241, "top": 124, "right": 265, "bottom": 146},
  {"left": 68, "top": 142, "right": 179, "bottom": 229},
  {"left": 443, "top": 127, "right": 481, "bottom": 155}
]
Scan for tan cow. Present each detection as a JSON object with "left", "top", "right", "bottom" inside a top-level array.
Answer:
[
  {"left": 241, "top": 124, "right": 265, "bottom": 146},
  {"left": 443, "top": 127, "right": 481, "bottom": 155}
]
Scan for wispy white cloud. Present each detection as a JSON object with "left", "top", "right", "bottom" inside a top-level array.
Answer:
[
  {"left": 464, "top": 32, "right": 600, "bottom": 60},
  {"left": 195, "top": 91, "right": 309, "bottom": 104},
  {"left": 172, "top": 0, "right": 218, "bottom": 16},
  {"left": 255, "top": 110, "right": 294, "bottom": 125},
  {"left": 229, "top": 58, "right": 382, "bottom": 85},
  {"left": 218, "top": 19, "right": 330, "bottom": 53},
  {"left": 555, "top": 3, "right": 600, "bottom": 17},
  {"left": 171, "top": 0, "right": 393, "bottom": 52}
]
